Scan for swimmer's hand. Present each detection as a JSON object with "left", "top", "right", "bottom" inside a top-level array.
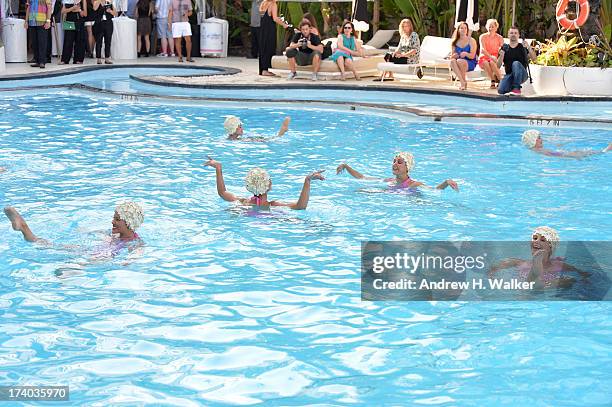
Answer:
[
  {"left": 307, "top": 170, "right": 325, "bottom": 181},
  {"left": 436, "top": 179, "right": 459, "bottom": 191},
  {"left": 204, "top": 156, "right": 221, "bottom": 169},
  {"left": 337, "top": 163, "right": 366, "bottom": 179}
]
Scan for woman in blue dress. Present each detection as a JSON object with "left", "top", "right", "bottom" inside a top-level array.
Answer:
[
  {"left": 328, "top": 21, "right": 364, "bottom": 81},
  {"left": 449, "top": 21, "right": 477, "bottom": 91}
]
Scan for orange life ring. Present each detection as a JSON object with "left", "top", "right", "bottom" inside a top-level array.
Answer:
[{"left": 556, "top": 0, "right": 590, "bottom": 30}]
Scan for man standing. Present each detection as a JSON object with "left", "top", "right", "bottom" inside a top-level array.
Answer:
[
  {"left": 24, "top": 0, "right": 52, "bottom": 68},
  {"left": 248, "top": 0, "right": 262, "bottom": 59},
  {"left": 285, "top": 21, "right": 323, "bottom": 81},
  {"left": 155, "top": 0, "right": 174, "bottom": 56},
  {"left": 167, "top": 0, "right": 193, "bottom": 62},
  {"left": 497, "top": 26, "right": 536, "bottom": 96}
]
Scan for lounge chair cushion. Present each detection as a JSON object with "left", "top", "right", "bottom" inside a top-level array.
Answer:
[{"left": 271, "top": 54, "right": 385, "bottom": 77}]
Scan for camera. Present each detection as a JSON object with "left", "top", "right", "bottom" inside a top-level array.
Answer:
[{"left": 300, "top": 38, "right": 308, "bottom": 49}]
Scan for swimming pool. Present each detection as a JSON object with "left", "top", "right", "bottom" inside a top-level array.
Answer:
[
  {"left": 1, "top": 81, "right": 611, "bottom": 404},
  {"left": 2, "top": 65, "right": 612, "bottom": 120}
]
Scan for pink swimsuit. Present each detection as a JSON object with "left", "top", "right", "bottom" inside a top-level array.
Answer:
[{"left": 517, "top": 257, "right": 564, "bottom": 286}]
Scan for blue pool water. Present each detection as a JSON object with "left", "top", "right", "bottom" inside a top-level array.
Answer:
[
  {"left": 2, "top": 66, "right": 612, "bottom": 119},
  {"left": 0, "top": 89, "right": 611, "bottom": 405}
]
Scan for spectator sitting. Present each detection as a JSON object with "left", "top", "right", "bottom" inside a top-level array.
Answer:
[
  {"left": 329, "top": 21, "right": 364, "bottom": 81},
  {"left": 497, "top": 26, "right": 536, "bottom": 96},
  {"left": 381, "top": 17, "right": 420, "bottom": 81},
  {"left": 285, "top": 20, "right": 323, "bottom": 81},
  {"left": 449, "top": 21, "right": 478, "bottom": 91},
  {"left": 478, "top": 19, "right": 504, "bottom": 88}
]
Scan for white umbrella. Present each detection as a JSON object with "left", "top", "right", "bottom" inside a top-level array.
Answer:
[{"left": 455, "top": 0, "right": 480, "bottom": 31}]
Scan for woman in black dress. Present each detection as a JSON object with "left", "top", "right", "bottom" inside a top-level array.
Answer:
[{"left": 258, "top": 0, "right": 288, "bottom": 76}]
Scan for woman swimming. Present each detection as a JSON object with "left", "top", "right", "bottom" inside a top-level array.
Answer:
[
  {"left": 205, "top": 157, "right": 324, "bottom": 210},
  {"left": 488, "top": 226, "right": 587, "bottom": 288},
  {"left": 224, "top": 115, "right": 291, "bottom": 141},
  {"left": 4, "top": 202, "right": 143, "bottom": 253},
  {"left": 522, "top": 130, "right": 612, "bottom": 158},
  {"left": 336, "top": 152, "right": 459, "bottom": 191}
]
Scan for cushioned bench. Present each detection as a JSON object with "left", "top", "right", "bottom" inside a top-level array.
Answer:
[{"left": 271, "top": 54, "right": 385, "bottom": 79}]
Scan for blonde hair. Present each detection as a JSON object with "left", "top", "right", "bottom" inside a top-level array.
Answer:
[
  {"left": 522, "top": 130, "right": 540, "bottom": 148},
  {"left": 485, "top": 19, "right": 499, "bottom": 31},
  {"left": 399, "top": 18, "right": 414, "bottom": 38},
  {"left": 245, "top": 168, "right": 271, "bottom": 196},
  {"left": 395, "top": 152, "right": 415, "bottom": 172},
  {"left": 533, "top": 226, "right": 560, "bottom": 253},
  {"left": 115, "top": 202, "right": 144, "bottom": 231}
]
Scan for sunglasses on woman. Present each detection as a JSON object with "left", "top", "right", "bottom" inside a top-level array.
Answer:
[{"left": 343, "top": 26, "right": 352, "bottom": 30}]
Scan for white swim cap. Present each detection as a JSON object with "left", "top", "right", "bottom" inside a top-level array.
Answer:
[
  {"left": 522, "top": 129, "right": 540, "bottom": 148},
  {"left": 395, "top": 152, "right": 415, "bottom": 172},
  {"left": 115, "top": 201, "right": 144, "bottom": 231},
  {"left": 245, "top": 168, "right": 271, "bottom": 196},
  {"left": 224, "top": 116, "right": 242, "bottom": 135},
  {"left": 533, "top": 226, "right": 559, "bottom": 252}
]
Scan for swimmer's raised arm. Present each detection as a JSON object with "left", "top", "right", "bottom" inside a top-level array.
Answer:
[
  {"left": 204, "top": 158, "right": 240, "bottom": 202},
  {"left": 275, "top": 170, "right": 325, "bottom": 210},
  {"left": 336, "top": 163, "right": 373, "bottom": 179}
]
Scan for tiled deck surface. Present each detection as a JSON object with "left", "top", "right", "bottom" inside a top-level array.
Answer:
[{"left": 1, "top": 56, "right": 506, "bottom": 97}]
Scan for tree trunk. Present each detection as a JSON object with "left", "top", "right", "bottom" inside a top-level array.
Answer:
[{"left": 373, "top": 0, "right": 379, "bottom": 32}]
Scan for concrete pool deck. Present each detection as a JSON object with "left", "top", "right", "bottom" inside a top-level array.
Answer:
[{"left": 0, "top": 56, "right": 513, "bottom": 98}]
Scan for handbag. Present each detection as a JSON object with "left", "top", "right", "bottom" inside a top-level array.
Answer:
[{"left": 63, "top": 20, "right": 76, "bottom": 30}]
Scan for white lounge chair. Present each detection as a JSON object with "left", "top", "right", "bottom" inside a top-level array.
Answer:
[
  {"left": 377, "top": 35, "right": 487, "bottom": 82},
  {"left": 365, "top": 29, "right": 396, "bottom": 51}
]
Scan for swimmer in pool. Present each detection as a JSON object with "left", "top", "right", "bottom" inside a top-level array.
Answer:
[
  {"left": 488, "top": 226, "right": 587, "bottom": 288},
  {"left": 205, "top": 157, "right": 324, "bottom": 210},
  {"left": 336, "top": 152, "right": 459, "bottom": 191},
  {"left": 4, "top": 201, "right": 143, "bottom": 247},
  {"left": 224, "top": 115, "right": 291, "bottom": 141},
  {"left": 522, "top": 130, "right": 612, "bottom": 158}
]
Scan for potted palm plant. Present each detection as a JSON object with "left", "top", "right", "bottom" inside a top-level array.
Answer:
[{"left": 530, "top": 35, "right": 612, "bottom": 96}]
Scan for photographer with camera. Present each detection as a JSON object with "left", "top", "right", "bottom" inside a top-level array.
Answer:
[
  {"left": 497, "top": 26, "right": 537, "bottom": 96},
  {"left": 92, "top": 0, "right": 117, "bottom": 64},
  {"left": 285, "top": 20, "right": 323, "bottom": 81}
]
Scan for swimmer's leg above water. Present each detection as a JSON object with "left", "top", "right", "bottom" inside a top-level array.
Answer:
[{"left": 4, "top": 207, "right": 40, "bottom": 242}]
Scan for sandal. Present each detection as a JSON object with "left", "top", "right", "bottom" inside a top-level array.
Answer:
[
  {"left": 186, "top": 58, "right": 195, "bottom": 62},
  {"left": 178, "top": 57, "right": 183, "bottom": 62},
  {"left": 104, "top": 60, "right": 113, "bottom": 64}
]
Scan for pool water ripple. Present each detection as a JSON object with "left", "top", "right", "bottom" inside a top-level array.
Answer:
[{"left": 0, "top": 93, "right": 611, "bottom": 405}]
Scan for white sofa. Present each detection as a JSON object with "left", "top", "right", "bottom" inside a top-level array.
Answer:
[{"left": 271, "top": 38, "right": 385, "bottom": 79}]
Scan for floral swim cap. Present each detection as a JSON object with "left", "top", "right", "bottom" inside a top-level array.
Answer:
[
  {"left": 522, "top": 129, "right": 540, "bottom": 148},
  {"left": 224, "top": 116, "right": 243, "bottom": 135},
  {"left": 245, "top": 168, "right": 271, "bottom": 196},
  {"left": 533, "top": 226, "right": 559, "bottom": 252},
  {"left": 395, "top": 152, "right": 415, "bottom": 172},
  {"left": 115, "top": 201, "right": 144, "bottom": 231}
]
